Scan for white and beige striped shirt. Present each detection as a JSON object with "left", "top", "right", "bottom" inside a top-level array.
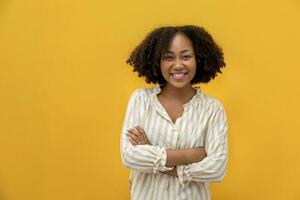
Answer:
[{"left": 120, "top": 84, "right": 228, "bottom": 200}]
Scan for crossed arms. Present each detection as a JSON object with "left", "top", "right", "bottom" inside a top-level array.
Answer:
[
  {"left": 120, "top": 90, "right": 228, "bottom": 185},
  {"left": 126, "top": 125, "right": 207, "bottom": 177}
]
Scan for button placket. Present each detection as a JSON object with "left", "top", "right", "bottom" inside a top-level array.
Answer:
[{"left": 166, "top": 125, "right": 177, "bottom": 149}]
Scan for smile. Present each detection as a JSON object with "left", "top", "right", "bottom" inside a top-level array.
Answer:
[{"left": 170, "top": 72, "right": 187, "bottom": 80}]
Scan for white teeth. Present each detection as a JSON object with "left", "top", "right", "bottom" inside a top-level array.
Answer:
[
  {"left": 171, "top": 73, "right": 186, "bottom": 80},
  {"left": 172, "top": 73, "right": 185, "bottom": 76},
  {"left": 173, "top": 74, "right": 184, "bottom": 77}
]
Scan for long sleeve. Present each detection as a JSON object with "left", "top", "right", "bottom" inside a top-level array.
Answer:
[
  {"left": 177, "top": 101, "right": 229, "bottom": 186},
  {"left": 120, "top": 89, "right": 173, "bottom": 173}
]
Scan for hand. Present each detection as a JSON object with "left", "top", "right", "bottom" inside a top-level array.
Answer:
[
  {"left": 126, "top": 126, "right": 151, "bottom": 145},
  {"left": 161, "top": 166, "right": 177, "bottom": 177}
]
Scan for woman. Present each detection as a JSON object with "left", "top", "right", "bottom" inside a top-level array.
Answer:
[{"left": 120, "top": 25, "right": 228, "bottom": 200}]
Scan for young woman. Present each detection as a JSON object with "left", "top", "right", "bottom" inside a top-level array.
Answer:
[{"left": 120, "top": 25, "right": 228, "bottom": 200}]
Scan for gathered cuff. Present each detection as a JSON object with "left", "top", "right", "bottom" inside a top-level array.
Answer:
[
  {"left": 153, "top": 147, "right": 174, "bottom": 174},
  {"left": 177, "top": 165, "right": 192, "bottom": 187}
]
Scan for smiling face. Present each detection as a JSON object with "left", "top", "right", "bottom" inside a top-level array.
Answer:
[{"left": 160, "top": 32, "right": 196, "bottom": 90}]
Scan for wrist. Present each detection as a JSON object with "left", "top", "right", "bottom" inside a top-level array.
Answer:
[{"left": 191, "top": 147, "right": 207, "bottom": 163}]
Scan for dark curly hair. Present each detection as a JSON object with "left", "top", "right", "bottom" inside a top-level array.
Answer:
[{"left": 126, "top": 25, "right": 226, "bottom": 85}]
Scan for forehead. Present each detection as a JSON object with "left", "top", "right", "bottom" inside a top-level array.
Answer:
[{"left": 166, "top": 33, "right": 194, "bottom": 53}]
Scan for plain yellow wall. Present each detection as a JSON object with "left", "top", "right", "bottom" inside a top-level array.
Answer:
[{"left": 0, "top": 0, "right": 299, "bottom": 199}]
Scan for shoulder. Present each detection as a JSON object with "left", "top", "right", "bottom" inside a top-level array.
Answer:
[
  {"left": 196, "top": 91, "right": 226, "bottom": 112},
  {"left": 128, "top": 87, "right": 154, "bottom": 102},
  {"left": 196, "top": 93, "right": 228, "bottom": 127},
  {"left": 130, "top": 87, "right": 152, "bottom": 97}
]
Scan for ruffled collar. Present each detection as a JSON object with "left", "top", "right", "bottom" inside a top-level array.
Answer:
[{"left": 152, "top": 84, "right": 202, "bottom": 108}]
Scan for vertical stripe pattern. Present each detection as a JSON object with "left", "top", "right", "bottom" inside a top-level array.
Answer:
[{"left": 120, "top": 84, "right": 228, "bottom": 200}]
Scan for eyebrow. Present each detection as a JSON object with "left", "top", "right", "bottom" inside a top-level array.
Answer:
[{"left": 165, "top": 49, "right": 192, "bottom": 54}]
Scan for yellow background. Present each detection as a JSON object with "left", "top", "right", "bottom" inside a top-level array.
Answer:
[{"left": 0, "top": 0, "right": 299, "bottom": 199}]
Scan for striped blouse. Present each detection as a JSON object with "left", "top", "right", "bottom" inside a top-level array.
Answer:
[{"left": 120, "top": 84, "right": 228, "bottom": 200}]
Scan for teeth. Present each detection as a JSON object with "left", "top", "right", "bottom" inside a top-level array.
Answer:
[
  {"left": 172, "top": 73, "right": 185, "bottom": 78},
  {"left": 174, "top": 74, "right": 184, "bottom": 77},
  {"left": 172, "top": 73, "right": 184, "bottom": 76}
]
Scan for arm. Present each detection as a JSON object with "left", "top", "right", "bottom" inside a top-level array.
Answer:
[
  {"left": 165, "top": 147, "right": 207, "bottom": 167},
  {"left": 120, "top": 89, "right": 173, "bottom": 173},
  {"left": 177, "top": 102, "right": 228, "bottom": 185},
  {"left": 127, "top": 126, "right": 207, "bottom": 177},
  {"left": 161, "top": 148, "right": 207, "bottom": 177}
]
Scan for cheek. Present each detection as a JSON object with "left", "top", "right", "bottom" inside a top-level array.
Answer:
[
  {"left": 160, "top": 64, "right": 169, "bottom": 75},
  {"left": 190, "top": 71, "right": 196, "bottom": 79},
  {"left": 189, "top": 64, "right": 197, "bottom": 78}
]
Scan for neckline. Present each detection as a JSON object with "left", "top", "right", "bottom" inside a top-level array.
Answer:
[{"left": 153, "top": 84, "right": 202, "bottom": 108}]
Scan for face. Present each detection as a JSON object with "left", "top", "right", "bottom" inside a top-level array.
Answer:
[{"left": 160, "top": 33, "right": 196, "bottom": 90}]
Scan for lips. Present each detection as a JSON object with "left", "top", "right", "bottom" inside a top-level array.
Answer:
[{"left": 170, "top": 72, "right": 187, "bottom": 80}]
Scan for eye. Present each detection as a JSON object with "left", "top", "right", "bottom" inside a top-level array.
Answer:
[
  {"left": 182, "top": 55, "right": 192, "bottom": 60},
  {"left": 163, "top": 55, "right": 173, "bottom": 60}
]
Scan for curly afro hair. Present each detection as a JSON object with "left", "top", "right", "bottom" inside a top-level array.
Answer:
[{"left": 126, "top": 25, "right": 226, "bottom": 85}]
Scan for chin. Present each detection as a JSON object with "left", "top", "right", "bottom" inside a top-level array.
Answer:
[{"left": 167, "top": 81, "right": 191, "bottom": 89}]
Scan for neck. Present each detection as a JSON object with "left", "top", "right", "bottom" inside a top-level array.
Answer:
[{"left": 160, "top": 84, "right": 196, "bottom": 100}]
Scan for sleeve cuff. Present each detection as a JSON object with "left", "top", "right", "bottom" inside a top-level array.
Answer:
[
  {"left": 177, "top": 165, "right": 192, "bottom": 187},
  {"left": 153, "top": 147, "right": 174, "bottom": 173}
]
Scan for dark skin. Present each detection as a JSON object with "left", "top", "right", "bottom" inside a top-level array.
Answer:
[
  {"left": 126, "top": 126, "right": 207, "bottom": 177},
  {"left": 126, "top": 126, "right": 177, "bottom": 177},
  {"left": 126, "top": 34, "right": 208, "bottom": 177}
]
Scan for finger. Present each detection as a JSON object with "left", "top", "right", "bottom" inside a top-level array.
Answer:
[
  {"left": 136, "top": 126, "right": 148, "bottom": 139},
  {"left": 127, "top": 129, "right": 139, "bottom": 138},
  {"left": 128, "top": 128, "right": 141, "bottom": 138},
  {"left": 128, "top": 136, "right": 137, "bottom": 145},
  {"left": 135, "top": 128, "right": 146, "bottom": 143},
  {"left": 131, "top": 128, "right": 144, "bottom": 142},
  {"left": 126, "top": 132, "right": 138, "bottom": 141},
  {"left": 127, "top": 135, "right": 134, "bottom": 144},
  {"left": 127, "top": 133, "right": 141, "bottom": 144},
  {"left": 136, "top": 126, "right": 147, "bottom": 137},
  {"left": 136, "top": 126, "right": 148, "bottom": 143}
]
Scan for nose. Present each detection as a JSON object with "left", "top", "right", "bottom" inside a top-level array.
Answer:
[{"left": 174, "top": 58, "right": 184, "bottom": 69}]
